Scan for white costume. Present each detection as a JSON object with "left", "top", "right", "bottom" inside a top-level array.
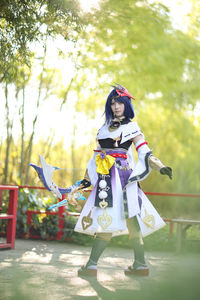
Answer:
[{"left": 74, "top": 121, "right": 165, "bottom": 237}]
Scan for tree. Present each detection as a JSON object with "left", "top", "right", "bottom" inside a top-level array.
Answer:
[
  {"left": 0, "top": 0, "right": 83, "bottom": 81},
  {"left": 0, "top": 0, "right": 84, "bottom": 184},
  {"left": 187, "top": 0, "right": 200, "bottom": 39},
  {"left": 73, "top": 0, "right": 200, "bottom": 202},
  {"left": 78, "top": 0, "right": 200, "bottom": 110}
]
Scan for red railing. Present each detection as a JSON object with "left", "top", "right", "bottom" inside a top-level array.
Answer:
[
  {"left": 0, "top": 185, "right": 18, "bottom": 249},
  {"left": 18, "top": 186, "right": 80, "bottom": 241},
  {"left": 22, "top": 188, "right": 200, "bottom": 239},
  {"left": 1, "top": 185, "right": 200, "bottom": 243},
  {"left": 144, "top": 192, "right": 200, "bottom": 237},
  {"left": 26, "top": 194, "right": 66, "bottom": 240}
]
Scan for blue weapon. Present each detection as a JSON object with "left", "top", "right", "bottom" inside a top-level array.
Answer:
[
  {"left": 48, "top": 193, "right": 86, "bottom": 211},
  {"left": 48, "top": 199, "right": 69, "bottom": 210},
  {"left": 29, "top": 155, "right": 75, "bottom": 196},
  {"left": 29, "top": 163, "right": 72, "bottom": 194},
  {"left": 30, "top": 155, "right": 86, "bottom": 211}
]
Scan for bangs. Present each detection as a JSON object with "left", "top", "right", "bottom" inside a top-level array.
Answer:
[
  {"left": 105, "top": 89, "right": 135, "bottom": 123},
  {"left": 111, "top": 97, "right": 124, "bottom": 103}
]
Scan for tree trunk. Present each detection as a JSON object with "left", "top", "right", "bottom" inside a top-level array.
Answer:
[
  {"left": 19, "top": 85, "right": 25, "bottom": 184},
  {"left": 24, "top": 40, "right": 47, "bottom": 184},
  {"left": 71, "top": 124, "right": 77, "bottom": 184},
  {"left": 4, "top": 84, "right": 12, "bottom": 183}
]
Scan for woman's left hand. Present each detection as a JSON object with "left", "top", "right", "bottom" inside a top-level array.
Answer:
[{"left": 160, "top": 166, "right": 173, "bottom": 179}]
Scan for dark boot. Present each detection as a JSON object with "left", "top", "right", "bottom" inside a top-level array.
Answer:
[
  {"left": 124, "top": 237, "right": 149, "bottom": 276},
  {"left": 78, "top": 237, "right": 108, "bottom": 277}
]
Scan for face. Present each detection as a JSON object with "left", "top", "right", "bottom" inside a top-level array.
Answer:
[{"left": 111, "top": 100, "right": 125, "bottom": 118}]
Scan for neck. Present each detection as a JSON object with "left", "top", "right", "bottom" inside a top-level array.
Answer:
[{"left": 113, "top": 116, "right": 125, "bottom": 120}]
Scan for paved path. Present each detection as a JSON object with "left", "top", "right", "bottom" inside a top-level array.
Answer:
[{"left": 0, "top": 239, "right": 200, "bottom": 300}]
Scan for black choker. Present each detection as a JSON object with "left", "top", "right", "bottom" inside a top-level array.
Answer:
[{"left": 108, "top": 117, "right": 127, "bottom": 131}]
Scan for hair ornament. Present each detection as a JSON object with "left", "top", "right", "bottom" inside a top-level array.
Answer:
[{"left": 111, "top": 83, "right": 135, "bottom": 100}]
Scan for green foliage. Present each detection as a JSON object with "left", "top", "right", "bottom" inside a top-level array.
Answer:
[
  {"left": 70, "top": 223, "right": 200, "bottom": 253},
  {"left": 65, "top": 228, "right": 94, "bottom": 246},
  {"left": 15, "top": 189, "right": 60, "bottom": 238},
  {"left": 13, "top": 189, "right": 85, "bottom": 241},
  {"left": 1, "top": 1, "right": 200, "bottom": 228},
  {"left": 0, "top": 0, "right": 83, "bottom": 80},
  {"left": 64, "top": 0, "right": 200, "bottom": 212},
  {"left": 64, "top": 222, "right": 200, "bottom": 253},
  {"left": 187, "top": 0, "right": 200, "bottom": 39},
  {"left": 30, "top": 214, "right": 58, "bottom": 240},
  {"left": 79, "top": 0, "right": 200, "bottom": 109},
  {"left": 106, "top": 225, "right": 175, "bottom": 251},
  {"left": 1, "top": 187, "right": 199, "bottom": 252}
]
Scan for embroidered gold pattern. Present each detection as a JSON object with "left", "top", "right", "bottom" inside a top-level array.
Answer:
[
  {"left": 97, "top": 209, "right": 112, "bottom": 230},
  {"left": 81, "top": 210, "right": 93, "bottom": 230},
  {"left": 142, "top": 209, "right": 155, "bottom": 229}
]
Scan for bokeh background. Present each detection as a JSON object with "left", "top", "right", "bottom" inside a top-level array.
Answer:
[{"left": 0, "top": 0, "right": 200, "bottom": 219}]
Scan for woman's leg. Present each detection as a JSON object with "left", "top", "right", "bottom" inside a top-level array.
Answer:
[
  {"left": 78, "top": 232, "right": 112, "bottom": 276},
  {"left": 126, "top": 217, "right": 149, "bottom": 275},
  {"left": 85, "top": 232, "right": 112, "bottom": 268}
]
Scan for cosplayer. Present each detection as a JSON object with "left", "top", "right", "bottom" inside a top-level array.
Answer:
[
  {"left": 74, "top": 84, "right": 172, "bottom": 277},
  {"left": 30, "top": 84, "right": 172, "bottom": 277}
]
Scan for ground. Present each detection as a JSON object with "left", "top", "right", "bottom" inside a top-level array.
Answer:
[{"left": 0, "top": 238, "right": 200, "bottom": 300}]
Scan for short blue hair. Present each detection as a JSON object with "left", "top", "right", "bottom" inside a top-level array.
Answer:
[{"left": 105, "top": 89, "right": 135, "bottom": 123}]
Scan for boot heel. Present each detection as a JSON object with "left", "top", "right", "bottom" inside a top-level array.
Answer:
[
  {"left": 124, "top": 266, "right": 149, "bottom": 276},
  {"left": 78, "top": 265, "right": 97, "bottom": 277}
]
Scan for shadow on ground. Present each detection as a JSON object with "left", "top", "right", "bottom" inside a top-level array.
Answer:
[{"left": 0, "top": 239, "right": 200, "bottom": 300}]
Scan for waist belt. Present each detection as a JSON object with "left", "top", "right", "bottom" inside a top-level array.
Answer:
[
  {"left": 110, "top": 153, "right": 127, "bottom": 159},
  {"left": 94, "top": 150, "right": 127, "bottom": 159}
]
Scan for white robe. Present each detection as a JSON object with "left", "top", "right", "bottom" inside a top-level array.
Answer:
[{"left": 74, "top": 121, "right": 165, "bottom": 237}]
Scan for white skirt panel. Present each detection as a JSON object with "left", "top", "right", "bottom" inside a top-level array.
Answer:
[
  {"left": 136, "top": 188, "right": 166, "bottom": 237},
  {"left": 74, "top": 166, "right": 166, "bottom": 237},
  {"left": 74, "top": 167, "right": 128, "bottom": 236}
]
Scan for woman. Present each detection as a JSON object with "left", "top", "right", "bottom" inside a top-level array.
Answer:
[{"left": 74, "top": 84, "right": 172, "bottom": 277}]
